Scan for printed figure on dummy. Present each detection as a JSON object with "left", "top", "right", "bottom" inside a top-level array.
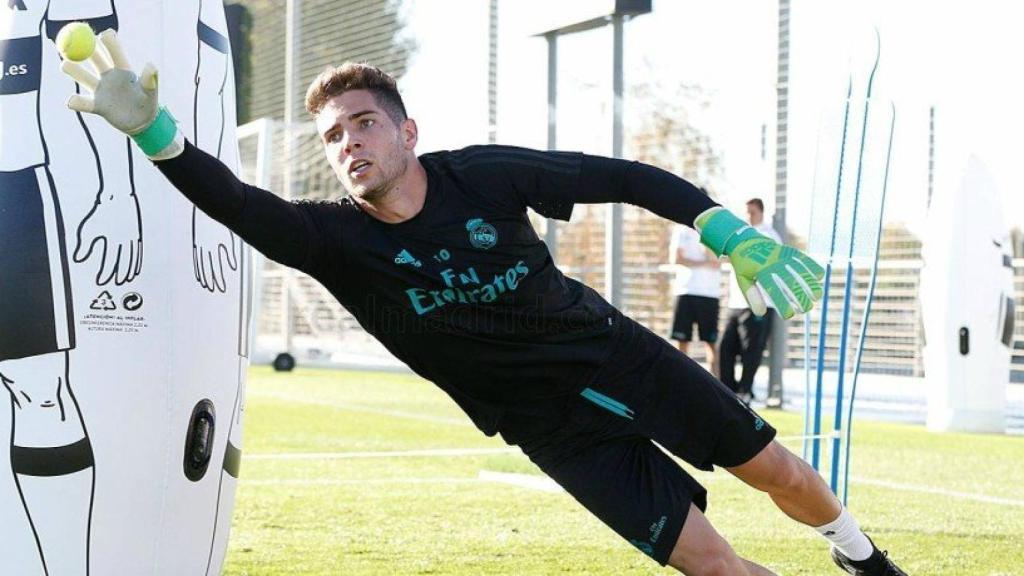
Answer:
[
  {"left": 1, "top": 1, "right": 141, "bottom": 574},
  {"left": 189, "top": 2, "right": 251, "bottom": 572}
]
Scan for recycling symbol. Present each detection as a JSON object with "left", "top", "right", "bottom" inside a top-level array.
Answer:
[{"left": 90, "top": 290, "right": 117, "bottom": 311}]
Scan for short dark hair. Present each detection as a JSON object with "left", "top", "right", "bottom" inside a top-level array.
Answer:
[
  {"left": 304, "top": 62, "right": 408, "bottom": 125},
  {"left": 746, "top": 198, "right": 765, "bottom": 212}
]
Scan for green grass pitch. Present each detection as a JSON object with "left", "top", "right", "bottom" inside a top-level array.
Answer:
[{"left": 223, "top": 367, "right": 1024, "bottom": 575}]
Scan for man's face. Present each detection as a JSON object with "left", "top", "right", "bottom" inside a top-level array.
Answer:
[
  {"left": 315, "top": 89, "right": 417, "bottom": 202},
  {"left": 746, "top": 203, "right": 763, "bottom": 225}
]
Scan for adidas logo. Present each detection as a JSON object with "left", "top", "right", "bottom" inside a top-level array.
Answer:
[{"left": 394, "top": 249, "right": 422, "bottom": 268}]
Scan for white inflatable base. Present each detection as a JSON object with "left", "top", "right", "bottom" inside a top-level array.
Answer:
[
  {"left": 927, "top": 408, "right": 1007, "bottom": 434},
  {"left": 922, "top": 155, "right": 1013, "bottom": 436}
]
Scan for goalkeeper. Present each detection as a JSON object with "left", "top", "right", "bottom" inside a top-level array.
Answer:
[{"left": 59, "top": 28, "right": 906, "bottom": 576}]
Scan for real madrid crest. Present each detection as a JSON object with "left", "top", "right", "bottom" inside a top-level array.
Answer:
[{"left": 465, "top": 218, "right": 497, "bottom": 250}]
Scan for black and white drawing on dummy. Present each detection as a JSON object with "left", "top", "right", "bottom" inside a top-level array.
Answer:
[
  {"left": 191, "top": 0, "right": 237, "bottom": 295},
  {"left": 188, "top": 1, "right": 253, "bottom": 573},
  {"left": 1, "top": 1, "right": 251, "bottom": 574},
  {"left": 51, "top": 0, "right": 144, "bottom": 288},
  {"left": 0, "top": 1, "right": 135, "bottom": 574}
]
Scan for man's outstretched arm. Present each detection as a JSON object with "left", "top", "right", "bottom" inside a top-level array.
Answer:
[
  {"left": 577, "top": 156, "right": 718, "bottom": 227},
  {"left": 57, "top": 26, "right": 314, "bottom": 270},
  {"left": 155, "top": 141, "right": 314, "bottom": 270},
  {"left": 574, "top": 155, "right": 825, "bottom": 319}
]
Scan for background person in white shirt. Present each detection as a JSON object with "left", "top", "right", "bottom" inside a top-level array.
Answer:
[
  {"left": 668, "top": 213, "right": 722, "bottom": 374},
  {"left": 719, "top": 198, "right": 783, "bottom": 403}
]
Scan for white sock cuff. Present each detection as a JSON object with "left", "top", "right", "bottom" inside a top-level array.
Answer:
[
  {"left": 815, "top": 508, "right": 858, "bottom": 534},
  {"left": 815, "top": 508, "right": 874, "bottom": 561}
]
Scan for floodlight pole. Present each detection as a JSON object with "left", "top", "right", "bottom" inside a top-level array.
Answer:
[
  {"left": 768, "top": 0, "right": 791, "bottom": 407},
  {"left": 538, "top": 2, "right": 650, "bottom": 307},
  {"left": 281, "top": 0, "right": 300, "bottom": 357},
  {"left": 545, "top": 33, "right": 559, "bottom": 260},
  {"left": 488, "top": 0, "right": 499, "bottom": 144},
  {"left": 607, "top": 14, "right": 624, "bottom": 307}
]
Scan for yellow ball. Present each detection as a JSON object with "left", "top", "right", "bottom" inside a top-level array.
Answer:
[{"left": 56, "top": 22, "right": 96, "bottom": 62}]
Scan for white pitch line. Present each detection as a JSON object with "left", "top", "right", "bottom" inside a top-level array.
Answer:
[
  {"left": 248, "top": 445, "right": 1024, "bottom": 509},
  {"left": 255, "top": 391, "right": 473, "bottom": 426},
  {"left": 478, "top": 470, "right": 564, "bottom": 493},
  {"left": 849, "top": 477, "right": 1024, "bottom": 508},
  {"left": 676, "top": 452, "right": 1024, "bottom": 507},
  {"left": 247, "top": 447, "right": 520, "bottom": 460},
  {"left": 688, "top": 470, "right": 1024, "bottom": 507},
  {"left": 243, "top": 451, "right": 1024, "bottom": 508}
]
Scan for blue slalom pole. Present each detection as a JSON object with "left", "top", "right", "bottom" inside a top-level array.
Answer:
[
  {"left": 830, "top": 262, "right": 857, "bottom": 491},
  {"left": 812, "top": 78, "right": 853, "bottom": 472},
  {"left": 802, "top": 137, "right": 828, "bottom": 462},
  {"left": 841, "top": 103, "right": 895, "bottom": 505},
  {"left": 803, "top": 313, "right": 813, "bottom": 461},
  {"left": 812, "top": 268, "right": 834, "bottom": 471},
  {"left": 830, "top": 29, "right": 881, "bottom": 493}
]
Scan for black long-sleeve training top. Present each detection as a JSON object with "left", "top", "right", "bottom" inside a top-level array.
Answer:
[{"left": 157, "top": 142, "right": 717, "bottom": 434}]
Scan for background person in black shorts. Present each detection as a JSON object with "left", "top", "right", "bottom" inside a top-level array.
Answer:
[
  {"left": 60, "top": 35, "right": 907, "bottom": 576},
  {"left": 719, "top": 198, "right": 783, "bottom": 404},
  {"left": 668, "top": 199, "right": 722, "bottom": 375}
]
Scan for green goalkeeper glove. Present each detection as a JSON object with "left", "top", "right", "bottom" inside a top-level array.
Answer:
[
  {"left": 58, "top": 27, "right": 184, "bottom": 161},
  {"left": 696, "top": 207, "right": 825, "bottom": 319}
]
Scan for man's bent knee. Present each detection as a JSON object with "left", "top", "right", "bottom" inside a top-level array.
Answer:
[
  {"left": 671, "top": 542, "right": 743, "bottom": 576},
  {"left": 696, "top": 555, "right": 739, "bottom": 576},
  {"left": 728, "top": 441, "right": 809, "bottom": 494},
  {"left": 668, "top": 505, "right": 747, "bottom": 575}
]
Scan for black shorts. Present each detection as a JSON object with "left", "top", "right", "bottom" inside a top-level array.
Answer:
[
  {"left": 0, "top": 166, "right": 74, "bottom": 360},
  {"left": 498, "top": 318, "right": 776, "bottom": 565},
  {"left": 670, "top": 294, "right": 719, "bottom": 343}
]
